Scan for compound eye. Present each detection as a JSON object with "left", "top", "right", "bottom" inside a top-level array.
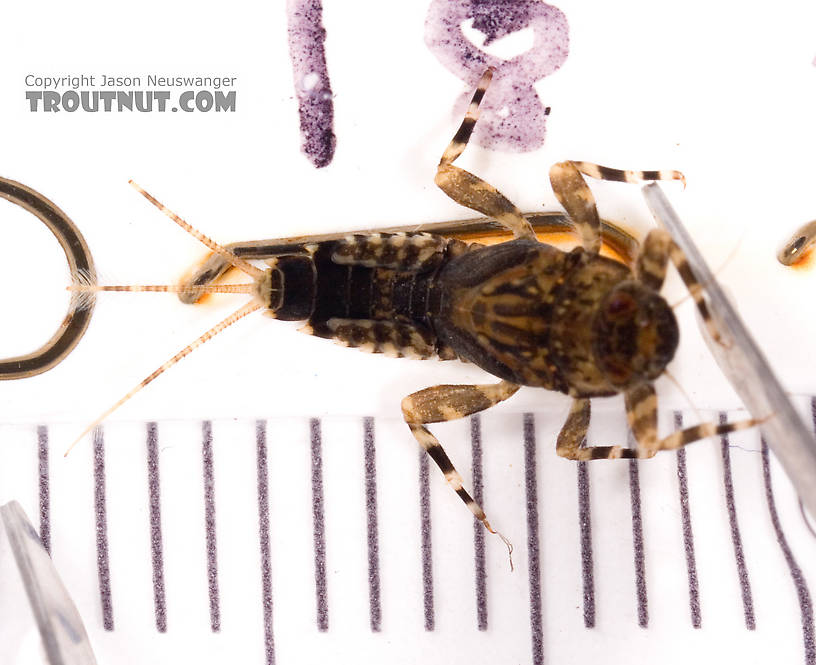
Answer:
[{"left": 606, "top": 291, "right": 636, "bottom": 319}]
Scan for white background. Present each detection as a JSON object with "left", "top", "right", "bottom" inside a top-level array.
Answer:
[{"left": 2, "top": 2, "right": 816, "bottom": 665}]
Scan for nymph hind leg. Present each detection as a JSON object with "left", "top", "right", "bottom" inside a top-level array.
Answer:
[
  {"left": 557, "top": 385, "right": 760, "bottom": 460},
  {"left": 435, "top": 70, "right": 536, "bottom": 241},
  {"left": 549, "top": 162, "right": 685, "bottom": 258},
  {"left": 556, "top": 398, "right": 637, "bottom": 460},
  {"left": 401, "top": 380, "right": 520, "bottom": 534},
  {"left": 570, "top": 162, "right": 686, "bottom": 189},
  {"left": 549, "top": 162, "right": 602, "bottom": 255},
  {"left": 624, "top": 383, "right": 761, "bottom": 454}
]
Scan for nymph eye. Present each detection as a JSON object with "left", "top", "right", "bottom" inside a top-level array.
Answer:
[{"left": 607, "top": 292, "right": 636, "bottom": 318}]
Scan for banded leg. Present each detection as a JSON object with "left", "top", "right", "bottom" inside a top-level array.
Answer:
[
  {"left": 549, "top": 161, "right": 601, "bottom": 255},
  {"left": 635, "top": 228, "right": 672, "bottom": 290},
  {"left": 632, "top": 227, "right": 724, "bottom": 344},
  {"left": 625, "top": 383, "right": 762, "bottom": 454},
  {"left": 570, "top": 161, "right": 686, "bottom": 188},
  {"left": 556, "top": 398, "right": 637, "bottom": 460},
  {"left": 402, "top": 380, "right": 520, "bottom": 535},
  {"left": 549, "top": 161, "right": 685, "bottom": 257},
  {"left": 435, "top": 70, "right": 535, "bottom": 241},
  {"left": 557, "top": 385, "right": 761, "bottom": 460},
  {"left": 624, "top": 383, "right": 659, "bottom": 456},
  {"left": 666, "top": 240, "right": 725, "bottom": 345}
]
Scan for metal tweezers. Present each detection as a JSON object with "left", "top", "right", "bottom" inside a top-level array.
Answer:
[
  {"left": 1, "top": 501, "right": 97, "bottom": 664},
  {"left": 643, "top": 183, "right": 816, "bottom": 518}
]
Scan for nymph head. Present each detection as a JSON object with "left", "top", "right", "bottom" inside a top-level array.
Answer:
[{"left": 592, "top": 281, "right": 679, "bottom": 389}]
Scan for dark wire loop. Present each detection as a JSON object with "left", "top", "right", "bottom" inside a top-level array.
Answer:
[{"left": 0, "top": 176, "right": 96, "bottom": 379}]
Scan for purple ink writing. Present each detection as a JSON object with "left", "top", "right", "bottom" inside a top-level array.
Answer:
[
  {"left": 425, "top": 0, "right": 569, "bottom": 152},
  {"left": 287, "top": 0, "right": 336, "bottom": 168}
]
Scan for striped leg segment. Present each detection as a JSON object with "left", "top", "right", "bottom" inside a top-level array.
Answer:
[
  {"left": 656, "top": 416, "right": 761, "bottom": 452},
  {"left": 549, "top": 161, "right": 684, "bottom": 257},
  {"left": 439, "top": 69, "right": 493, "bottom": 166},
  {"left": 401, "top": 381, "right": 520, "bottom": 536},
  {"left": 556, "top": 398, "right": 637, "bottom": 460},
  {"left": 624, "top": 383, "right": 659, "bottom": 457},
  {"left": 558, "top": 387, "right": 761, "bottom": 461},
  {"left": 549, "top": 161, "right": 601, "bottom": 255},
  {"left": 635, "top": 229, "right": 672, "bottom": 290},
  {"left": 629, "top": 225, "right": 719, "bottom": 343},
  {"left": 634, "top": 226, "right": 725, "bottom": 347},
  {"left": 435, "top": 70, "right": 535, "bottom": 241},
  {"left": 570, "top": 161, "right": 686, "bottom": 189},
  {"left": 626, "top": 383, "right": 760, "bottom": 456},
  {"left": 667, "top": 241, "right": 724, "bottom": 345}
]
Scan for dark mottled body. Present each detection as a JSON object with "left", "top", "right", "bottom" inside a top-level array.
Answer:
[
  {"left": 270, "top": 233, "right": 466, "bottom": 359},
  {"left": 433, "top": 238, "right": 633, "bottom": 397},
  {"left": 267, "top": 232, "right": 672, "bottom": 401}
]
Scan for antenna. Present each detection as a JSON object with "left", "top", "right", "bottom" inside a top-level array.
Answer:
[
  {"left": 65, "top": 299, "right": 263, "bottom": 456},
  {"left": 128, "top": 181, "right": 265, "bottom": 280},
  {"left": 65, "top": 182, "right": 273, "bottom": 455}
]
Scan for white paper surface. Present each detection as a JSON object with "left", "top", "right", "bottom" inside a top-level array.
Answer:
[{"left": 1, "top": 1, "right": 816, "bottom": 664}]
